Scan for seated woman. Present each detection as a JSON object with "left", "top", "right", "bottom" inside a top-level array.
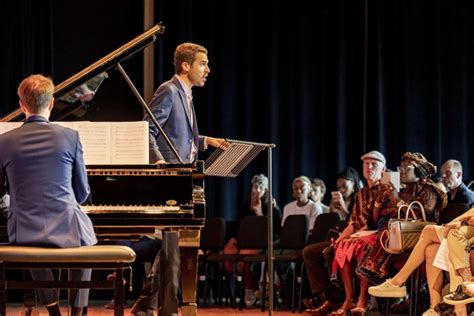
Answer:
[
  {"left": 223, "top": 174, "right": 281, "bottom": 307},
  {"left": 303, "top": 167, "right": 363, "bottom": 315},
  {"left": 358, "top": 153, "right": 447, "bottom": 315},
  {"left": 358, "top": 152, "right": 447, "bottom": 284},
  {"left": 368, "top": 211, "right": 474, "bottom": 316},
  {"left": 329, "top": 167, "right": 364, "bottom": 221}
]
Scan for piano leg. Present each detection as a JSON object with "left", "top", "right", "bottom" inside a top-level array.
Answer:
[
  {"left": 178, "top": 227, "right": 201, "bottom": 316},
  {"left": 180, "top": 246, "right": 198, "bottom": 316}
]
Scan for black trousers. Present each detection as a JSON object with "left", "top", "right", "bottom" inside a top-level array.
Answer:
[{"left": 131, "top": 231, "right": 180, "bottom": 316}]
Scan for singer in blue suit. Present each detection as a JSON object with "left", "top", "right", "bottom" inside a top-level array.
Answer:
[
  {"left": 131, "top": 43, "right": 229, "bottom": 315},
  {"left": 0, "top": 74, "right": 97, "bottom": 316},
  {"left": 145, "top": 42, "right": 228, "bottom": 163}
]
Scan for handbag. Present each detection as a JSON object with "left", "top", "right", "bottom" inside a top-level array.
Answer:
[{"left": 380, "top": 200, "right": 435, "bottom": 254}]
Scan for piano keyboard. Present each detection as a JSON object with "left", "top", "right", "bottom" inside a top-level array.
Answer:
[{"left": 81, "top": 205, "right": 191, "bottom": 214}]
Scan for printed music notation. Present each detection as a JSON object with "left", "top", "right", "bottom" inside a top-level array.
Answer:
[{"left": 0, "top": 121, "right": 149, "bottom": 165}]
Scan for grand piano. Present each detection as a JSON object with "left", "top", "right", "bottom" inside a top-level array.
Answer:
[{"left": 0, "top": 23, "right": 204, "bottom": 316}]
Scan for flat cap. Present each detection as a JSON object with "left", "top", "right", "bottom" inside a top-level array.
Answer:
[{"left": 360, "top": 150, "right": 386, "bottom": 165}]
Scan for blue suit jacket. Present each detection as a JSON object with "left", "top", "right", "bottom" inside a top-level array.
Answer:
[
  {"left": 0, "top": 115, "right": 97, "bottom": 248},
  {"left": 145, "top": 76, "right": 206, "bottom": 163}
]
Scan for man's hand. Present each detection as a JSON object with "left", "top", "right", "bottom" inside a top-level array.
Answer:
[
  {"left": 443, "top": 222, "right": 462, "bottom": 238},
  {"left": 206, "top": 137, "right": 230, "bottom": 149}
]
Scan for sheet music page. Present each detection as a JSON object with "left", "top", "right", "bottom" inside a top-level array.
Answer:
[
  {"left": 55, "top": 122, "right": 111, "bottom": 165},
  {"left": 0, "top": 122, "right": 23, "bottom": 134},
  {"left": 433, "top": 238, "right": 449, "bottom": 271},
  {"left": 1, "top": 121, "right": 148, "bottom": 165},
  {"left": 110, "top": 121, "right": 149, "bottom": 164}
]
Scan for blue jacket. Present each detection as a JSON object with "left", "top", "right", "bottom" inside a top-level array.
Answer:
[
  {"left": 0, "top": 115, "right": 97, "bottom": 247},
  {"left": 145, "top": 76, "right": 206, "bottom": 163}
]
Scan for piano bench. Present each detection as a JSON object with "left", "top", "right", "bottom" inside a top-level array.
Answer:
[{"left": 0, "top": 245, "right": 136, "bottom": 316}]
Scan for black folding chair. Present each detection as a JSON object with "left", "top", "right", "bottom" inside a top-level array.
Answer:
[
  {"left": 273, "top": 214, "right": 308, "bottom": 312},
  {"left": 198, "top": 217, "right": 226, "bottom": 306}
]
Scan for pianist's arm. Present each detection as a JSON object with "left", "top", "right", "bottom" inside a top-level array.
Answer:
[{"left": 72, "top": 133, "right": 91, "bottom": 204}]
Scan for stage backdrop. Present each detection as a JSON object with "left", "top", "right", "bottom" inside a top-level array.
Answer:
[{"left": 1, "top": 0, "right": 473, "bottom": 222}]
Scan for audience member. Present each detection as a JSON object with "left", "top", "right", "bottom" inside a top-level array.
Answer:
[
  {"left": 282, "top": 176, "right": 321, "bottom": 232},
  {"left": 329, "top": 167, "right": 364, "bottom": 221},
  {"left": 303, "top": 167, "right": 363, "bottom": 315},
  {"left": 440, "top": 159, "right": 474, "bottom": 206},
  {"left": 358, "top": 152, "right": 446, "bottom": 283},
  {"left": 310, "top": 178, "right": 329, "bottom": 213},
  {"left": 329, "top": 150, "right": 391, "bottom": 316},
  {"left": 223, "top": 174, "right": 281, "bottom": 306},
  {"left": 369, "top": 208, "right": 474, "bottom": 316}
]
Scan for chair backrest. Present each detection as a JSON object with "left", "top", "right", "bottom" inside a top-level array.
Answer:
[
  {"left": 437, "top": 203, "right": 470, "bottom": 225},
  {"left": 237, "top": 215, "right": 268, "bottom": 250},
  {"left": 200, "top": 217, "right": 226, "bottom": 251},
  {"left": 307, "top": 212, "right": 340, "bottom": 244},
  {"left": 277, "top": 214, "right": 308, "bottom": 249}
]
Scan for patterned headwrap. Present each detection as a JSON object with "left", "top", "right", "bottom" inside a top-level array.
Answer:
[{"left": 401, "top": 152, "right": 437, "bottom": 178}]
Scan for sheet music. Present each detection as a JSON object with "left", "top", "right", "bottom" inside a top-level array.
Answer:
[
  {"left": 0, "top": 122, "right": 22, "bottom": 134},
  {"left": 56, "top": 122, "right": 111, "bottom": 165},
  {"left": 433, "top": 238, "right": 449, "bottom": 271},
  {"left": 110, "top": 122, "right": 148, "bottom": 164},
  {"left": 57, "top": 121, "right": 149, "bottom": 165},
  {"left": 0, "top": 121, "right": 149, "bottom": 165}
]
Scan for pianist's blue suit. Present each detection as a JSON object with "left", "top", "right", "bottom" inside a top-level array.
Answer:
[
  {"left": 146, "top": 76, "right": 206, "bottom": 163},
  {"left": 0, "top": 115, "right": 97, "bottom": 307}
]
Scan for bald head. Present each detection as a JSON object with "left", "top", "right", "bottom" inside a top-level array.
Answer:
[{"left": 441, "top": 159, "right": 463, "bottom": 191}]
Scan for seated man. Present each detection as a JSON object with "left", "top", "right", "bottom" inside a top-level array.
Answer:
[{"left": 0, "top": 74, "right": 97, "bottom": 316}]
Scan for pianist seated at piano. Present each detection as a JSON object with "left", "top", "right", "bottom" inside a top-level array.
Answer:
[{"left": 0, "top": 74, "right": 97, "bottom": 316}]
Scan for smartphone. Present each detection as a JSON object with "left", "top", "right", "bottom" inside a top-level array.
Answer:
[{"left": 381, "top": 171, "right": 400, "bottom": 192}]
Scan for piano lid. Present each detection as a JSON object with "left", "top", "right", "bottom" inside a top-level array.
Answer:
[{"left": 1, "top": 23, "right": 165, "bottom": 122}]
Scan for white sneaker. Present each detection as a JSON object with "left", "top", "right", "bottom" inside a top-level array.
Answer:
[
  {"left": 244, "top": 289, "right": 256, "bottom": 307},
  {"left": 368, "top": 278, "right": 407, "bottom": 298},
  {"left": 422, "top": 308, "right": 440, "bottom": 316},
  {"left": 462, "top": 281, "right": 474, "bottom": 296}
]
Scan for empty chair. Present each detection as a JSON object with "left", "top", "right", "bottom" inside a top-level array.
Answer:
[
  {"left": 273, "top": 214, "right": 308, "bottom": 312},
  {"left": 198, "top": 217, "right": 226, "bottom": 306},
  {"left": 205, "top": 215, "right": 268, "bottom": 309}
]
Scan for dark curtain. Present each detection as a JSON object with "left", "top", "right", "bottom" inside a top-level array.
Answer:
[
  {"left": 1, "top": 0, "right": 474, "bottom": 221},
  {"left": 0, "top": 0, "right": 54, "bottom": 114}
]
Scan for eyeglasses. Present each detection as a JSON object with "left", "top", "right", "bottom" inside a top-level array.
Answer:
[{"left": 397, "top": 165, "right": 415, "bottom": 172}]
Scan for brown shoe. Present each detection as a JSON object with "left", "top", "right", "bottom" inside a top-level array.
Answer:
[{"left": 306, "top": 300, "right": 340, "bottom": 315}]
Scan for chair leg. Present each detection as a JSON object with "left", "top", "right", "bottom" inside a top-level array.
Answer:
[
  {"left": 202, "top": 262, "right": 209, "bottom": 306},
  {"left": 383, "top": 297, "right": 391, "bottom": 316},
  {"left": 0, "top": 264, "right": 6, "bottom": 316},
  {"left": 409, "top": 266, "right": 421, "bottom": 316},
  {"left": 298, "top": 263, "right": 305, "bottom": 313},
  {"left": 291, "top": 264, "right": 298, "bottom": 313},
  {"left": 239, "top": 263, "right": 246, "bottom": 310},
  {"left": 262, "top": 262, "right": 267, "bottom": 312},
  {"left": 231, "top": 262, "right": 237, "bottom": 308}
]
